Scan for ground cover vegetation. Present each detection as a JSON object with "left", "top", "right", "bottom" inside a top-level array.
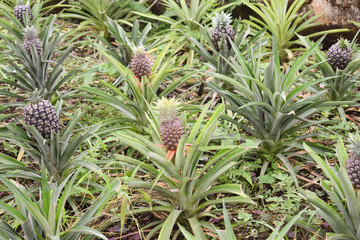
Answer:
[{"left": 0, "top": 0, "right": 359, "bottom": 239}]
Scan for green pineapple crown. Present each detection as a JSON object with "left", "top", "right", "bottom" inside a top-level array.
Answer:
[
  {"left": 27, "top": 89, "right": 46, "bottom": 103},
  {"left": 23, "top": 25, "right": 38, "bottom": 40},
  {"left": 155, "top": 97, "right": 181, "bottom": 122},
  {"left": 348, "top": 132, "right": 360, "bottom": 155},
  {"left": 133, "top": 44, "right": 146, "bottom": 54},
  {"left": 16, "top": 0, "right": 25, "bottom": 5},
  {"left": 337, "top": 38, "right": 351, "bottom": 50},
  {"left": 212, "top": 11, "right": 232, "bottom": 29}
]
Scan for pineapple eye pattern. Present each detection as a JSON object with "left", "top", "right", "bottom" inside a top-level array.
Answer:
[
  {"left": 24, "top": 100, "right": 61, "bottom": 139},
  {"left": 346, "top": 133, "right": 360, "bottom": 189},
  {"left": 14, "top": 4, "right": 33, "bottom": 24},
  {"left": 326, "top": 38, "right": 353, "bottom": 70},
  {"left": 130, "top": 46, "right": 154, "bottom": 79}
]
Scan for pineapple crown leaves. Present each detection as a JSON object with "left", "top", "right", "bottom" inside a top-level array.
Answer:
[
  {"left": 212, "top": 11, "right": 232, "bottom": 29},
  {"left": 16, "top": 0, "right": 25, "bottom": 5},
  {"left": 337, "top": 38, "right": 351, "bottom": 51},
  {"left": 130, "top": 43, "right": 153, "bottom": 59},
  {"left": 132, "top": 44, "right": 146, "bottom": 55},
  {"left": 155, "top": 97, "right": 181, "bottom": 122},
  {"left": 27, "top": 89, "right": 47, "bottom": 103},
  {"left": 22, "top": 25, "right": 38, "bottom": 39}
]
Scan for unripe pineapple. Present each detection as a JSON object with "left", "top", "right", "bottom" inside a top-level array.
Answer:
[
  {"left": 130, "top": 45, "right": 154, "bottom": 79},
  {"left": 346, "top": 133, "right": 360, "bottom": 189},
  {"left": 24, "top": 94, "right": 60, "bottom": 139},
  {"left": 211, "top": 11, "right": 235, "bottom": 51},
  {"left": 155, "top": 97, "right": 184, "bottom": 150},
  {"left": 14, "top": 1, "right": 33, "bottom": 24},
  {"left": 326, "top": 38, "right": 353, "bottom": 71},
  {"left": 23, "top": 26, "right": 42, "bottom": 56}
]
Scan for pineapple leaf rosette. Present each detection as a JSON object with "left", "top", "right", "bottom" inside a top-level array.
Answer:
[
  {"left": 0, "top": 0, "right": 51, "bottom": 40},
  {"left": 299, "top": 137, "right": 360, "bottom": 240},
  {"left": 59, "top": 0, "right": 141, "bottom": 42},
  {"left": 240, "top": 0, "right": 349, "bottom": 63},
  {"left": 97, "top": 17, "right": 158, "bottom": 68},
  {"left": 0, "top": 15, "right": 80, "bottom": 101},
  {"left": 0, "top": 0, "right": 32, "bottom": 39},
  {"left": 132, "top": 0, "right": 237, "bottom": 65},
  {"left": 205, "top": 34, "right": 341, "bottom": 157},
  {"left": 178, "top": 201, "right": 241, "bottom": 239},
  {"left": 110, "top": 103, "right": 254, "bottom": 239},
  {"left": 0, "top": 102, "right": 102, "bottom": 181},
  {"left": 81, "top": 23, "right": 196, "bottom": 129},
  {"left": 0, "top": 168, "right": 120, "bottom": 239},
  {"left": 188, "top": 12, "right": 267, "bottom": 79},
  {"left": 300, "top": 34, "right": 360, "bottom": 102}
]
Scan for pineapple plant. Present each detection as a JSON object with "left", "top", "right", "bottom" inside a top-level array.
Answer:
[
  {"left": 14, "top": 0, "right": 33, "bottom": 24},
  {"left": 346, "top": 132, "right": 360, "bottom": 189},
  {"left": 326, "top": 38, "right": 353, "bottom": 70},
  {"left": 211, "top": 11, "right": 235, "bottom": 51},
  {"left": 130, "top": 45, "right": 154, "bottom": 79},
  {"left": 2, "top": 16, "right": 78, "bottom": 101},
  {"left": 24, "top": 93, "right": 61, "bottom": 139},
  {"left": 155, "top": 97, "right": 184, "bottom": 150},
  {"left": 300, "top": 141, "right": 360, "bottom": 240},
  {"left": 23, "top": 25, "right": 42, "bottom": 56}
]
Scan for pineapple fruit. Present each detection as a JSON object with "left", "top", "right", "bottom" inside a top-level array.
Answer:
[
  {"left": 211, "top": 11, "right": 235, "bottom": 51},
  {"left": 346, "top": 133, "right": 360, "bottom": 189},
  {"left": 155, "top": 97, "right": 184, "bottom": 150},
  {"left": 24, "top": 95, "right": 61, "bottom": 139},
  {"left": 130, "top": 45, "right": 154, "bottom": 79},
  {"left": 326, "top": 38, "right": 353, "bottom": 71},
  {"left": 23, "top": 26, "right": 42, "bottom": 56},
  {"left": 14, "top": 1, "right": 33, "bottom": 24}
]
